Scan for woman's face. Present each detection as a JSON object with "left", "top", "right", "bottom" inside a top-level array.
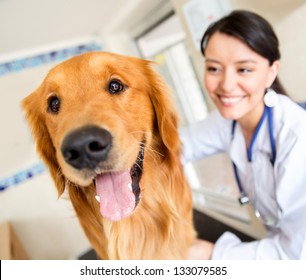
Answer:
[{"left": 204, "top": 32, "right": 279, "bottom": 122}]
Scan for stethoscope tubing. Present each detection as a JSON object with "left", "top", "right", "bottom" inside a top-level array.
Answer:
[{"left": 231, "top": 105, "right": 276, "bottom": 204}]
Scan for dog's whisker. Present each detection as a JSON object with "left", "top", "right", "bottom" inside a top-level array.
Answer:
[
  {"left": 126, "top": 131, "right": 166, "bottom": 159},
  {"left": 145, "top": 142, "right": 165, "bottom": 158},
  {"left": 134, "top": 161, "right": 143, "bottom": 171},
  {"left": 132, "top": 138, "right": 165, "bottom": 158}
]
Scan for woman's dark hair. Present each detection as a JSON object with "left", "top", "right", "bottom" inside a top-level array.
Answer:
[{"left": 200, "top": 10, "right": 287, "bottom": 95}]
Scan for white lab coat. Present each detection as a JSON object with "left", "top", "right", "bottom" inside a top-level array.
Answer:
[{"left": 180, "top": 95, "right": 306, "bottom": 259}]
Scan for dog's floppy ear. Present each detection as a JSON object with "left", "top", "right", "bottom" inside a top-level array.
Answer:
[
  {"left": 22, "top": 87, "right": 65, "bottom": 196},
  {"left": 146, "top": 63, "right": 181, "bottom": 165}
]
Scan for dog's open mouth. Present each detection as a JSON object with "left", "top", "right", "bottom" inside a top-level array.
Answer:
[{"left": 94, "top": 142, "right": 144, "bottom": 222}]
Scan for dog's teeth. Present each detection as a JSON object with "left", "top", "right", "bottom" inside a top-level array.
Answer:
[
  {"left": 95, "top": 195, "right": 101, "bottom": 203},
  {"left": 128, "top": 183, "right": 132, "bottom": 192}
]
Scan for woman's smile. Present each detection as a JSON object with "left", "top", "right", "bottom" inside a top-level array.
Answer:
[{"left": 217, "top": 95, "right": 245, "bottom": 106}]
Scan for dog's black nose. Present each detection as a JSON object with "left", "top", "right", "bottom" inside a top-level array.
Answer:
[{"left": 61, "top": 126, "right": 112, "bottom": 170}]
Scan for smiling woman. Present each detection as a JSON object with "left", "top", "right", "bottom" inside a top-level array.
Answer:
[
  {"left": 181, "top": 10, "right": 306, "bottom": 260},
  {"left": 203, "top": 32, "right": 280, "bottom": 139}
]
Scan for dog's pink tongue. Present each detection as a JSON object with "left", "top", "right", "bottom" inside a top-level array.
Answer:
[{"left": 95, "top": 171, "right": 135, "bottom": 222}]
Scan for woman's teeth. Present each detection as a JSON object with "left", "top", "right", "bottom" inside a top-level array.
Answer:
[{"left": 220, "top": 96, "right": 243, "bottom": 105}]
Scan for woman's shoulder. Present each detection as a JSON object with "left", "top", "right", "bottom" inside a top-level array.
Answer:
[
  {"left": 276, "top": 95, "right": 306, "bottom": 126},
  {"left": 275, "top": 94, "right": 306, "bottom": 140}
]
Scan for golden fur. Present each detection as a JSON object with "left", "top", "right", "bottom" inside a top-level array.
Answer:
[{"left": 22, "top": 52, "right": 195, "bottom": 259}]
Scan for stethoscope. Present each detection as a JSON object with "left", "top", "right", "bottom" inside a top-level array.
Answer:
[
  {"left": 231, "top": 104, "right": 282, "bottom": 227},
  {"left": 231, "top": 104, "right": 276, "bottom": 205}
]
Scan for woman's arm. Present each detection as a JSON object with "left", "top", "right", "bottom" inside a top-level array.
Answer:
[{"left": 180, "top": 111, "right": 230, "bottom": 164}]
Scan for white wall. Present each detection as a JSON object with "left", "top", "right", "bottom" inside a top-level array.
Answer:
[
  {"left": 1, "top": 64, "right": 50, "bottom": 178},
  {"left": 0, "top": 173, "right": 91, "bottom": 259}
]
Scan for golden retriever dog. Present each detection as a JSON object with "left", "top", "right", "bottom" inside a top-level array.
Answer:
[{"left": 22, "top": 52, "right": 195, "bottom": 259}]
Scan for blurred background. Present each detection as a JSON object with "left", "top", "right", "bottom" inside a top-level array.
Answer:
[{"left": 0, "top": 0, "right": 305, "bottom": 259}]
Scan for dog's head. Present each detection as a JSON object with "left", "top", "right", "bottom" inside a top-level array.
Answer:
[{"left": 22, "top": 52, "right": 180, "bottom": 222}]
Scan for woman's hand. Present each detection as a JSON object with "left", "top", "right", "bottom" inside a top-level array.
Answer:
[{"left": 186, "top": 238, "right": 214, "bottom": 260}]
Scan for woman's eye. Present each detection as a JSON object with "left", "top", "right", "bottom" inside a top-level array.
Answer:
[
  {"left": 238, "top": 68, "right": 252, "bottom": 74},
  {"left": 206, "top": 66, "right": 220, "bottom": 73},
  {"left": 108, "top": 80, "right": 124, "bottom": 94},
  {"left": 48, "top": 96, "right": 61, "bottom": 113}
]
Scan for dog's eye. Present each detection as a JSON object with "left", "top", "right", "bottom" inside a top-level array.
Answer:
[
  {"left": 108, "top": 80, "right": 124, "bottom": 94},
  {"left": 48, "top": 96, "right": 61, "bottom": 113}
]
